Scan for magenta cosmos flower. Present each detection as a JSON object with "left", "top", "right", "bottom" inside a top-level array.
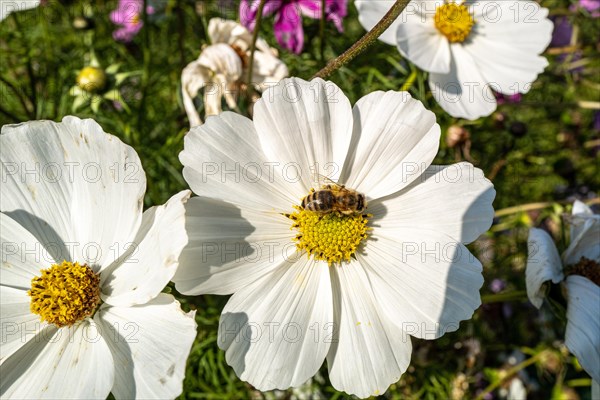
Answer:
[
  {"left": 110, "top": 0, "right": 155, "bottom": 42},
  {"left": 240, "top": 0, "right": 347, "bottom": 53}
]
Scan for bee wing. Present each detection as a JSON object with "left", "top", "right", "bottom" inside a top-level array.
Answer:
[{"left": 311, "top": 172, "right": 342, "bottom": 190}]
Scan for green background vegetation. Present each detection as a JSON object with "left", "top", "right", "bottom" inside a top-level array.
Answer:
[{"left": 1, "top": 0, "right": 598, "bottom": 398}]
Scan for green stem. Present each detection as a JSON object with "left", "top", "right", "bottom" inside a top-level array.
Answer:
[
  {"left": 312, "top": 0, "right": 410, "bottom": 79},
  {"left": 401, "top": 69, "right": 418, "bottom": 91},
  {"left": 137, "top": 0, "right": 151, "bottom": 144},
  {"left": 319, "top": 0, "right": 326, "bottom": 62},
  {"left": 246, "top": 0, "right": 267, "bottom": 95},
  {"left": 494, "top": 198, "right": 600, "bottom": 218},
  {"left": 475, "top": 352, "right": 543, "bottom": 400},
  {"left": 12, "top": 13, "right": 37, "bottom": 118},
  {"left": 481, "top": 290, "right": 527, "bottom": 304}
]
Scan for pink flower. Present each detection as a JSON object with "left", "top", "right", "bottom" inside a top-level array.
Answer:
[
  {"left": 571, "top": 0, "right": 600, "bottom": 18},
  {"left": 580, "top": 0, "right": 600, "bottom": 13},
  {"left": 240, "top": 0, "right": 348, "bottom": 54},
  {"left": 110, "top": 0, "right": 155, "bottom": 42},
  {"left": 495, "top": 92, "right": 523, "bottom": 105}
]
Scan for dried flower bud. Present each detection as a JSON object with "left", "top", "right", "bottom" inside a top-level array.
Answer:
[{"left": 446, "top": 125, "right": 470, "bottom": 148}]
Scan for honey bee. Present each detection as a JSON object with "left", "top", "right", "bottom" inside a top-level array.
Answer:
[{"left": 301, "top": 183, "right": 367, "bottom": 215}]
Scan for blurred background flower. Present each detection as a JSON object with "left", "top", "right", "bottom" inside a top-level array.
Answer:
[
  {"left": 110, "top": 0, "right": 155, "bottom": 42},
  {"left": 181, "top": 18, "right": 288, "bottom": 126},
  {"left": 240, "top": 0, "right": 347, "bottom": 53}
]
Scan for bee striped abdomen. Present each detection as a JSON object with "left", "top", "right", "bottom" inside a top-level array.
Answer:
[
  {"left": 302, "top": 190, "right": 335, "bottom": 212},
  {"left": 356, "top": 193, "right": 365, "bottom": 212}
]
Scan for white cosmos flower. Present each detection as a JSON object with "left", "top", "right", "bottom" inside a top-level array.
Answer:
[
  {"left": 526, "top": 201, "right": 600, "bottom": 386},
  {"left": 173, "top": 77, "right": 496, "bottom": 398},
  {"left": 0, "top": 116, "right": 197, "bottom": 399},
  {"left": 0, "top": 1, "right": 41, "bottom": 21},
  {"left": 182, "top": 17, "right": 289, "bottom": 126},
  {"left": 355, "top": 0, "right": 553, "bottom": 120}
]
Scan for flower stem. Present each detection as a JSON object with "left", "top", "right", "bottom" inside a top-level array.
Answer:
[
  {"left": 475, "top": 352, "right": 544, "bottom": 400},
  {"left": 319, "top": 0, "right": 326, "bottom": 62},
  {"left": 312, "top": 0, "right": 410, "bottom": 79},
  {"left": 246, "top": 0, "right": 267, "bottom": 95},
  {"left": 481, "top": 290, "right": 527, "bottom": 304},
  {"left": 401, "top": 69, "right": 418, "bottom": 91}
]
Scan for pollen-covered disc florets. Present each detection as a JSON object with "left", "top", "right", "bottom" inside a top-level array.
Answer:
[
  {"left": 287, "top": 206, "right": 370, "bottom": 265},
  {"left": 28, "top": 261, "right": 101, "bottom": 327},
  {"left": 435, "top": 3, "right": 475, "bottom": 43}
]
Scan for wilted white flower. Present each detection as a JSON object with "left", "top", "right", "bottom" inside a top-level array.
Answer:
[
  {"left": 0, "top": 116, "right": 197, "bottom": 399},
  {"left": 526, "top": 201, "right": 600, "bottom": 387},
  {"left": 181, "top": 17, "right": 288, "bottom": 126},
  {"left": 173, "top": 77, "right": 495, "bottom": 398},
  {"left": 355, "top": 0, "right": 553, "bottom": 120}
]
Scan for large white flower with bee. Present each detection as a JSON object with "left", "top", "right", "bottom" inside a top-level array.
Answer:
[
  {"left": 526, "top": 201, "right": 600, "bottom": 390},
  {"left": 355, "top": 0, "right": 553, "bottom": 120},
  {"left": 0, "top": 117, "right": 197, "bottom": 399},
  {"left": 181, "top": 18, "right": 289, "bottom": 126},
  {"left": 173, "top": 77, "right": 496, "bottom": 398}
]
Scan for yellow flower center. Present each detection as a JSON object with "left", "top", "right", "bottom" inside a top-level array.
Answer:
[
  {"left": 287, "top": 206, "right": 370, "bottom": 265},
  {"left": 131, "top": 13, "right": 141, "bottom": 25},
  {"left": 435, "top": 3, "right": 475, "bottom": 43},
  {"left": 28, "top": 261, "right": 101, "bottom": 328}
]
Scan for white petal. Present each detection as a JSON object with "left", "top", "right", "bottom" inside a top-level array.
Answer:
[
  {"left": 251, "top": 49, "right": 289, "bottom": 89},
  {"left": 208, "top": 17, "right": 253, "bottom": 47},
  {"left": 0, "top": 1, "right": 40, "bottom": 21},
  {"left": 172, "top": 197, "right": 294, "bottom": 295},
  {"left": 359, "top": 229, "right": 483, "bottom": 339},
  {"left": 218, "top": 257, "right": 333, "bottom": 391},
  {"left": 0, "top": 319, "right": 114, "bottom": 399},
  {"left": 508, "top": 378, "right": 527, "bottom": 400},
  {"left": 429, "top": 45, "right": 497, "bottom": 120},
  {"left": 370, "top": 163, "right": 495, "bottom": 243},
  {"left": 198, "top": 43, "right": 243, "bottom": 82},
  {"left": 464, "top": 2, "right": 552, "bottom": 95},
  {"left": 573, "top": 200, "right": 594, "bottom": 217},
  {"left": 565, "top": 276, "right": 600, "bottom": 383},
  {"left": 1, "top": 212, "right": 53, "bottom": 289},
  {"left": 0, "top": 286, "right": 46, "bottom": 363},
  {"left": 181, "top": 59, "right": 209, "bottom": 127},
  {"left": 253, "top": 77, "right": 353, "bottom": 191},
  {"left": 327, "top": 261, "right": 412, "bottom": 398},
  {"left": 355, "top": 0, "right": 400, "bottom": 45},
  {"left": 180, "top": 111, "right": 300, "bottom": 210},
  {"left": 340, "top": 91, "right": 440, "bottom": 200},
  {"left": 96, "top": 294, "right": 196, "bottom": 400},
  {"left": 525, "top": 228, "right": 564, "bottom": 308},
  {"left": 0, "top": 117, "right": 146, "bottom": 270},
  {"left": 396, "top": 11, "right": 450, "bottom": 74},
  {"left": 570, "top": 201, "right": 599, "bottom": 245},
  {"left": 101, "top": 190, "right": 190, "bottom": 307},
  {"left": 562, "top": 215, "right": 600, "bottom": 266}
]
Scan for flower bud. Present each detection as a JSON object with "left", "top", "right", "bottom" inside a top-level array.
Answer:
[
  {"left": 446, "top": 125, "right": 470, "bottom": 148},
  {"left": 76, "top": 66, "right": 107, "bottom": 93}
]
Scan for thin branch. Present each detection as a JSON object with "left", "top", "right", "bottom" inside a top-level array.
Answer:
[{"left": 312, "top": 0, "right": 410, "bottom": 79}]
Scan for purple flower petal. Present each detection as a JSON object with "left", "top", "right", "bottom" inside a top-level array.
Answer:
[{"left": 274, "top": 3, "right": 304, "bottom": 54}]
